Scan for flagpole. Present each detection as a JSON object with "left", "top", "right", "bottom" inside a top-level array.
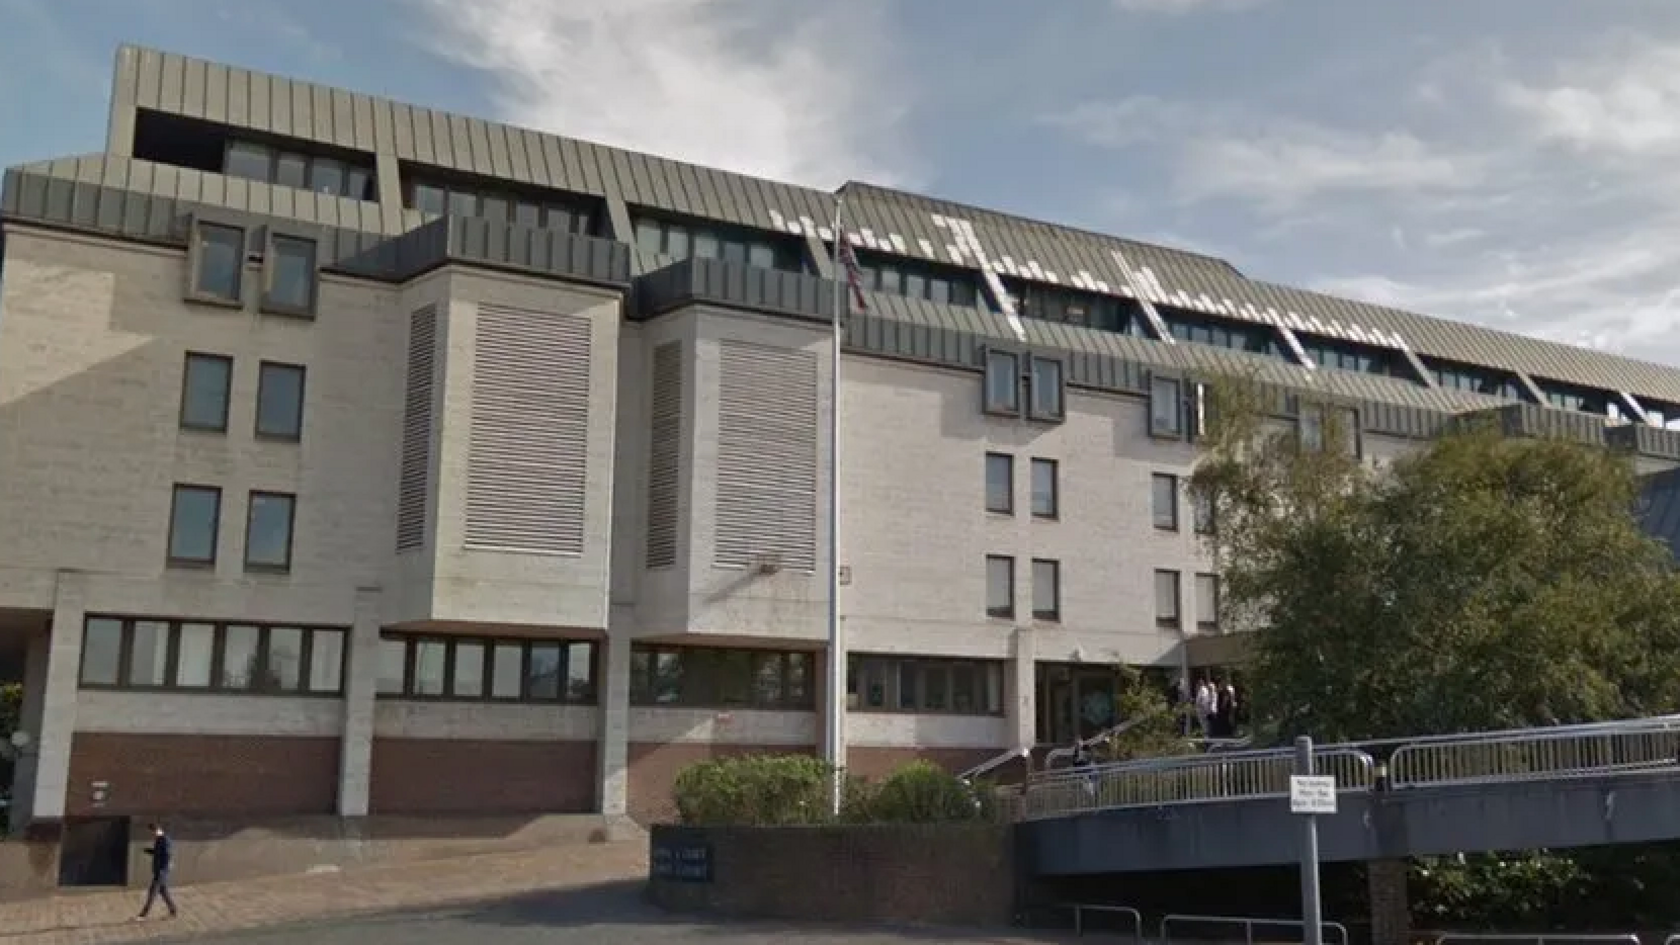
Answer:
[{"left": 825, "top": 195, "right": 847, "bottom": 816}]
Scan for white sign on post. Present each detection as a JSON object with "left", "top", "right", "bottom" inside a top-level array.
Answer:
[{"left": 1289, "top": 774, "right": 1338, "bottom": 815}]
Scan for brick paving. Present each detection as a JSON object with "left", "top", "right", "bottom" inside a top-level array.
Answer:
[{"left": 0, "top": 841, "right": 650, "bottom": 945}]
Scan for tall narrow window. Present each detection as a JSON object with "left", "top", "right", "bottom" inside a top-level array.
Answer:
[
  {"left": 1150, "top": 375, "right": 1183, "bottom": 438},
  {"left": 1192, "top": 490, "right": 1216, "bottom": 535},
  {"left": 244, "top": 491, "right": 296, "bottom": 572},
  {"left": 255, "top": 361, "right": 306, "bottom": 440},
  {"left": 986, "top": 555, "right": 1015, "bottom": 620},
  {"left": 1031, "top": 458, "right": 1059, "bottom": 518},
  {"left": 1152, "top": 473, "right": 1180, "bottom": 530},
  {"left": 1299, "top": 404, "right": 1325, "bottom": 452},
  {"left": 190, "top": 222, "right": 245, "bottom": 304},
  {"left": 1195, "top": 573, "right": 1221, "bottom": 632},
  {"left": 1029, "top": 357, "right": 1065, "bottom": 421},
  {"left": 179, "top": 352, "right": 233, "bottom": 432},
  {"left": 264, "top": 235, "right": 318, "bottom": 315},
  {"left": 983, "top": 350, "right": 1021, "bottom": 415},
  {"left": 1155, "top": 569, "right": 1182, "bottom": 629},
  {"left": 1032, "top": 559, "right": 1061, "bottom": 622},
  {"left": 168, "top": 484, "right": 222, "bottom": 566},
  {"left": 985, "top": 452, "right": 1014, "bottom": 514}
]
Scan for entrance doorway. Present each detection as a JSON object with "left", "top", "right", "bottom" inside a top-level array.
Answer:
[
  {"left": 58, "top": 817, "right": 130, "bottom": 888},
  {"left": 1036, "top": 664, "right": 1120, "bottom": 746}
]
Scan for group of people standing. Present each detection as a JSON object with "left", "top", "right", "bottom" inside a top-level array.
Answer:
[{"left": 1181, "top": 676, "right": 1241, "bottom": 739}]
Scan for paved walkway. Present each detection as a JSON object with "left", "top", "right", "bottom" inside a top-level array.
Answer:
[{"left": 0, "top": 842, "right": 650, "bottom": 945}]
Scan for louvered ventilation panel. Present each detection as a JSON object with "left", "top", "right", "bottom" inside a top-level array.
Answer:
[
  {"left": 714, "top": 340, "right": 819, "bottom": 572},
  {"left": 396, "top": 305, "right": 437, "bottom": 553},
  {"left": 645, "top": 342, "right": 683, "bottom": 569},
  {"left": 464, "top": 304, "right": 591, "bottom": 555}
]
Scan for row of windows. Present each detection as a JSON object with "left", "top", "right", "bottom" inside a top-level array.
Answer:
[
  {"left": 1299, "top": 335, "right": 1404, "bottom": 376},
  {"left": 168, "top": 484, "right": 296, "bottom": 572},
  {"left": 409, "top": 177, "right": 595, "bottom": 235},
  {"left": 634, "top": 216, "right": 804, "bottom": 273},
  {"left": 982, "top": 349, "right": 1064, "bottom": 421},
  {"left": 188, "top": 220, "right": 319, "bottom": 317},
  {"left": 985, "top": 453, "right": 1058, "bottom": 518},
  {"left": 1007, "top": 281, "right": 1135, "bottom": 333},
  {"left": 1425, "top": 357, "right": 1528, "bottom": 401},
  {"left": 630, "top": 646, "right": 814, "bottom": 709},
  {"left": 856, "top": 254, "right": 981, "bottom": 307},
  {"left": 1162, "top": 309, "right": 1287, "bottom": 360},
  {"left": 180, "top": 353, "right": 306, "bottom": 441},
  {"left": 984, "top": 556, "right": 1220, "bottom": 631},
  {"left": 377, "top": 634, "right": 597, "bottom": 704},
  {"left": 847, "top": 656, "right": 1005, "bottom": 715},
  {"left": 223, "top": 140, "right": 377, "bottom": 201},
  {"left": 80, "top": 617, "right": 345, "bottom": 694}
]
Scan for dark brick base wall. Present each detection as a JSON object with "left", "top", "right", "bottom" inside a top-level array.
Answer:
[
  {"left": 647, "top": 823, "right": 1016, "bottom": 927},
  {"left": 67, "top": 734, "right": 339, "bottom": 816},
  {"left": 369, "top": 739, "right": 597, "bottom": 814}
]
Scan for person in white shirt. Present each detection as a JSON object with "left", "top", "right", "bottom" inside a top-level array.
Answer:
[{"left": 1194, "top": 679, "right": 1215, "bottom": 736}]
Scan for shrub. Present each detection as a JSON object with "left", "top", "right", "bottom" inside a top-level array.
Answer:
[
  {"left": 672, "top": 754, "right": 837, "bottom": 826},
  {"left": 857, "top": 760, "right": 994, "bottom": 824}
]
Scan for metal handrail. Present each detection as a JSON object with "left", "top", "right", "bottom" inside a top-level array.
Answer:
[
  {"left": 1390, "top": 718, "right": 1680, "bottom": 788},
  {"left": 1050, "top": 903, "right": 1143, "bottom": 941},
  {"left": 1430, "top": 934, "right": 1641, "bottom": 945},
  {"left": 1161, "top": 912, "right": 1350, "bottom": 945},
  {"left": 1019, "top": 712, "right": 1680, "bottom": 819},
  {"left": 958, "top": 746, "right": 1030, "bottom": 782},
  {"left": 1043, "top": 713, "right": 1163, "bottom": 768},
  {"left": 1020, "top": 747, "right": 1374, "bottom": 819}
]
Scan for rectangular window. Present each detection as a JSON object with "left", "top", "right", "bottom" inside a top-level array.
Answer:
[
  {"left": 983, "top": 349, "right": 1021, "bottom": 415},
  {"left": 1031, "top": 458, "right": 1058, "bottom": 518},
  {"left": 376, "top": 635, "right": 599, "bottom": 704},
  {"left": 168, "top": 484, "right": 221, "bottom": 566},
  {"left": 628, "top": 645, "right": 812, "bottom": 708},
  {"left": 190, "top": 221, "right": 245, "bottom": 304},
  {"left": 1029, "top": 357, "right": 1065, "bottom": 421},
  {"left": 845, "top": 655, "right": 1005, "bottom": 715},
  {"left": 274, "top": 153, "right": 308, "bottom": 189},
  {"left": 309, "top": 629, "right": 344, "bottom": 693},
  {"left": 1152, "top": 473, "right": 1179, "bottom": 530},
  {"left": 1196, "top": 573, "right": 1221, "bottom": 632},
  {"left": 263, "top": 234, "right": 318, "bottom": 315},
  {"left": 377, "top": 637, "right": 408, "bottom": 694},
  {"left": 985, "top": 452, "right": 1013, "bottom": 514},
  {"left": 986, "top": 555, "right": 1015, "bottom": 620},
  {"left": 255, "top": 361, "right": 306, "bottom": 440},
  {"left": 176, "top": 622, "right": 215, "bottom": 688},
  {"left": 1193, "top": 490, "right": 1216, "bottom": 535},
  {"left": 179, "top": 352, "right": 233, "bottom": 432},
  {"left": 221, "top": 624, "right": 261, "bottom": 689},
  {"left": 412, "top": 182, "right": 447, "bottom": 216},
  {"left": 1150, "top": 375, "right": 1183, "bottom": 438},
  {"left": 266, "top": 626, "right": 305, "bottom": 691},
  {"left": 127, "top": 620, "right": 169, "bottom": 687},
  {"left": 244, "top": 491, "right": 296, "bottom": 572},
  {"left": 1299, "top": 404, "right": 1325, "bottom": 452},
  {"left": 224, "top": 141, "right": 272, "bottom": 182},
  {"left": 1155, "top": 569, "right": 1182, "bottom": 629},
  {"left": 1032, "top": 559, "right": 1061, "bottom": 622},
  {"left": 308, "top": 158, "right": 346, "bottom": 197},
  {"left": 80, "top": 618, "right": 125, "bottom": 686}
]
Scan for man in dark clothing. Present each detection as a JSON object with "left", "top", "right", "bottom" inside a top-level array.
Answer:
[{"left": 135, "top": 822, "right": 177, "bottom": 921}]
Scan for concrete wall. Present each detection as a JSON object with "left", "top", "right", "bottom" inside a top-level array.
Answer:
[{"left": 647, "top": 823, "right": 1017, "bottom": 927}]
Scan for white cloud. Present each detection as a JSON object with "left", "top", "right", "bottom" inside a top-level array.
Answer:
[
  {"left": 1502, "top": 37, "right": 1680, "bottom": 159},
  {"left": 402, "top": 0, "right": 916, "bottom": 189}
]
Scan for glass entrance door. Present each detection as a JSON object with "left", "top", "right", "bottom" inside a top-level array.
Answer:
[{"left": 1036, "top": 664, "right": 1119, "bottom": 745}]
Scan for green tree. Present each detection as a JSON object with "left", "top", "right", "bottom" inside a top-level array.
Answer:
[
  {"left": 1189, "top": 375, "right": 1680, "bottom": 743},
  {"left": 1093, "top": 665, "right": 1198, "bottom": 762}
]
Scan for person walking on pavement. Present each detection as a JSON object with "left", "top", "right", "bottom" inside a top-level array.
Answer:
[{"left": 134, "top": 822, "right": 178, "bottom": 921}]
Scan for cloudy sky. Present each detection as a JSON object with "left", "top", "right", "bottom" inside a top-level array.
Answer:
[{"left": 5, "top": 0, "right": 1680, "bottom": 364}]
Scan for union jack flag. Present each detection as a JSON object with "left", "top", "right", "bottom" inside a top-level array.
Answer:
[{"left": 835, "top": 230, "right": 869, "bottom": 314}]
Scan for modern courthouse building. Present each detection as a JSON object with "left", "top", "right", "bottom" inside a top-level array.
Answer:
[{"left": 7, "top": 46, "right": 1680, "bottom": 831}]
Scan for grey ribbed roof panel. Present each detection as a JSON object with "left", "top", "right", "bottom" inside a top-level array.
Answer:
[{"left": 112, "top": 44, "right": 1680, "bottom": 408}]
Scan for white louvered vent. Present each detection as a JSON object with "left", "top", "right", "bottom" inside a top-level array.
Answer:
[
  {"left": 396, "top": 305, "right": 437, "bottom": 553},
  {"left": 464, "top": 304, "right": 591, "bottom": 555},
  {"left": 714, "top": 340, "right": 819, "bottom": 572},
  {"left": 645, "top": 342, "right": 683, "bottom": 569}
]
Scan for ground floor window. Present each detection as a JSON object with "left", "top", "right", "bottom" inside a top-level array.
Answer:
[
  {"left": 847, "top": 655, "right": 1005, "bottom": 715},
  {"left": 376, "top": 634, "right": 597, "bottom": 704},
  {"left": 628, "top": 645, "right": 814, "bottom": 710},
  {"left": 78, "top": 615, "right": 345, "bottom": 695}
]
